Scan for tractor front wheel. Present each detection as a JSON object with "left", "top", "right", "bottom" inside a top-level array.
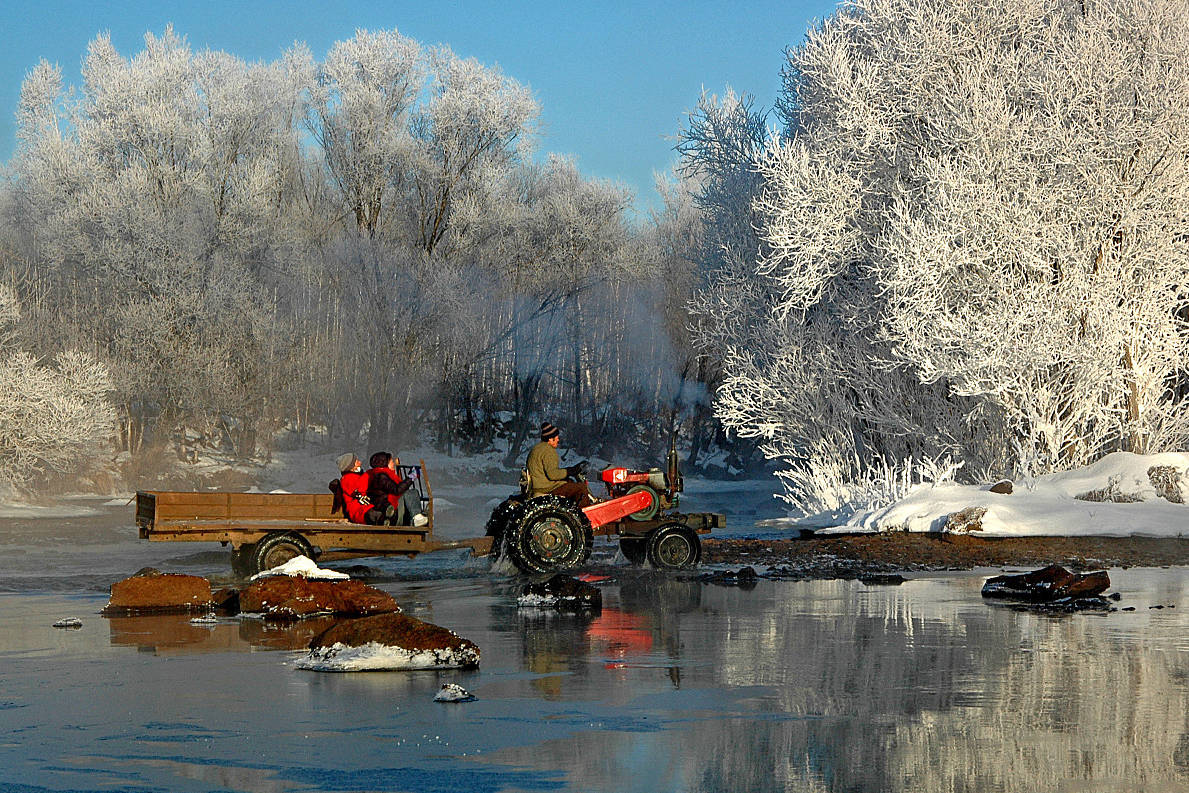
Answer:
[
  {"left": 619, "top": 537, "right": 647, "bottom": 565},
  {"left": 645, "top": 523, "right": 702, "bottom": 570}
]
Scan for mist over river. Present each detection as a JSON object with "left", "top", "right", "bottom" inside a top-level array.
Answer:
[{"left": 3, "top": 503, "right": 1189, "bottom": 792}]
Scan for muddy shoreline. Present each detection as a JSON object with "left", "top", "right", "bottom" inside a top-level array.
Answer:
[{"left": 702, "top": 534, "right": 1189, "bottom": 577}]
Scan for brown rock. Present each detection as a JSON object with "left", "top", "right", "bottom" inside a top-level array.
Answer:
[
  {"left": 989, "top": 480, "right": 1013, "bottom": 494},
  {"left": 239, "top": 577, "right": 399, "bottom": 621},
  {"left": 981, "top": 564, "right": 1110, "bottom": 601},
  {"left": 307, "top": 612, "right": 480, "bottom": 668},
  {"left": 945, "top": 506, "right": 987, "bottom": 533},
  {"left": 102, "top": 571, "right": 212, "bottom": 615}
]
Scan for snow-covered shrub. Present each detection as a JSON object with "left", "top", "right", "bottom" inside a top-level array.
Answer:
[
  {"left": 0, "top": 287, "right": 115, "bottom": 491},
  {"left": 776, "top": 438, "right": 962, "bottom": 517}
]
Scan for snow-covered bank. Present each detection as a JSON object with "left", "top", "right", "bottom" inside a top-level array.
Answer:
[{"left": 810, "top": 452, "right": 1189, "bottom": 538}]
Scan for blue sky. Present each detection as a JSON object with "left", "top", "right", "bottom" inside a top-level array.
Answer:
[{"left": 0, "top": 0, "right": 839, "bottom": 214}]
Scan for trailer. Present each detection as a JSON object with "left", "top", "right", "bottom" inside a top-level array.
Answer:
[
  {"left": 136, "top": 461, "right": 489, "bottom": 577},
  {"left": 136, "top": 459, "right": 723, "bottom": 577}
]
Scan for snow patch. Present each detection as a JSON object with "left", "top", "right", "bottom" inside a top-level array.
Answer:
[
  {"left": 250, "top": 555, "right": 349, "bottom": 581},
  {"left": 297, "top": 641, "right": 479, "bottom": 672},
  {"left": 815, "top": 451, "right": 1189, "bottom": 537}
]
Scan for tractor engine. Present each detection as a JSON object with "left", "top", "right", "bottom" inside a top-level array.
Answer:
[{"left": 599, "top": 447, "right": 683, "bottom": 520}]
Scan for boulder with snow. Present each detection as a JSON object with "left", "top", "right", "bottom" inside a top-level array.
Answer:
[
  {"left": 981, "top": 565, "right": 1110, "bottom": 602},
  {"left": 989, "top": 480, "right": 1013, "bottom": 494},
  {"left": 102, "top": 569, "right": 212, "bottom": 615},
  {"left": 239, "top": 577, "right": 399, "bottom": 621},
  {"left": 518, "top": 575, "right": 602, "bottom": 610},
  {"left": 298, "top": 612, "right": 480, "bottom": 671}
]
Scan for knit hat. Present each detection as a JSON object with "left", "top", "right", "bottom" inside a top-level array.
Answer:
[
  {"left": 336, "top": 452, "right": 358, "bottom": 473},
  {"left": 540, "top": 422, "right": 559, "bottom": 441}
]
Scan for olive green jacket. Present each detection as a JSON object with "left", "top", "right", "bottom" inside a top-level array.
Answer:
[{"left": 526, "top": 440, "right": 568, "bottom": 497}]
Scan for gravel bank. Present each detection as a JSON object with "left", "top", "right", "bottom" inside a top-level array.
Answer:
[{"left": 703, "top": 534, "right": 1189, "bottom": 577}]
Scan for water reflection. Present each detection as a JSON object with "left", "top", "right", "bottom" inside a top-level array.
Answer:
[
  {"left": 106, "top": 614, "right": 337, "bottom": 652},
  {"left": 79, "top": 570, "right": 1189, "bottom": 792},
  {"left": 493, "top": 573, "right": 1189, "bottom": 793}
]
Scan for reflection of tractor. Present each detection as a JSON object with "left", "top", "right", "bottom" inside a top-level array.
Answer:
[{"left": 486, "top": 446, "right": 724, "bottom": 575}]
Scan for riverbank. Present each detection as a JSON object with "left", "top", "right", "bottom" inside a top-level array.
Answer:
[{"left": 703, "top": 534, "right": 1189, "bottom": 577}]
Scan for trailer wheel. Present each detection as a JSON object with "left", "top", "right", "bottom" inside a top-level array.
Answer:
[
  {"left": 507, "top": 495, "right": 591, "bottom": 574},
  {"left": 619, "top": 537, "right": 647, "bottom": 565},
  {"left": 230, "top": 543, "right": 256, "bottom": 579},
  {"left": 646, "top": 523, "right": 702, "bottom": 570},
  {"left": 625, "top": 484, "right": 660, "bottom": 520},
  {"left": 251, "top": 532, "right": 314, "bottom": 576}
]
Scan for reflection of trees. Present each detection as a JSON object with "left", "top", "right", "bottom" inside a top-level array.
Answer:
[
  {"left": 496, "top": 575, "right": 1189, "bottom": 792},
  {"left": 884, "top": 621, "right": 1189, "bottom": 791},
  {"left": 674, "top": 578, "right": 1189, "bottom": 792}
]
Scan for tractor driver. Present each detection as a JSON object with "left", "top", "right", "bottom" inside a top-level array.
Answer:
[{"left": 526, "top": 422, "right": 594, "bottom": 506}]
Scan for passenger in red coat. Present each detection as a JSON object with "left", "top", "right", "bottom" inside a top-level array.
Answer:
[
  {"left": 331, "top": 453, "right": 385, "bottom": 524},
  {"left": 367, "top": 451, "right": 428, "bottom": 527}
]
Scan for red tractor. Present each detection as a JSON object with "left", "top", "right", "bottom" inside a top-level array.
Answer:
[{"left": 486, "top": 446, "right": 724, "bottom": 575}]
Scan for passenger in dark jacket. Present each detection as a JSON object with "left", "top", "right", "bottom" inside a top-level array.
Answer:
[{"left": 366, "top": 451, "right": 428, "bottom": 527}]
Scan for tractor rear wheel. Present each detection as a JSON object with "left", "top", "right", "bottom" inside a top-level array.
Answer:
[
  {"left": 619, "top": 537, "right": 647, "bottom": 565},
  {"left": 645, "top": 523, "right": 702, "bottom": 570},
  {"left": 506, "top": 495, "right": 592, "bottom": 574},
  {"left": 251, "top": 532, "right": 314, "bottom": 576},
  {"left": 485, "top": 497, "right": 526, "bottom": 563}
]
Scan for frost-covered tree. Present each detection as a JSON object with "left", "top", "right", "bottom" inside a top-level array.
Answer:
[
  {"left": 698, "top": 0, "right": 1189, "bottom": 505},
  {"left": 2, "top": 25, "right": 715, "bottom": 479},
  {"left": 0, "top": 287, "right": 115, "bottom": 490}
]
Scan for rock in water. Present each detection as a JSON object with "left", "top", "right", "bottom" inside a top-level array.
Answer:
[
  {"left": 518, "top": 575, "right": 602, "bottom": 610},
  {"left": 434, "top": 683, "right": 476, "bottom": 703},
  {"left": 298, "top": 612, "right": 480, "bottom": 671},
  {"left": 982, "top": 565, "right": 1110, "bottom": 602},
  {"left": 102, "top": 571, "right": 212, "bottom": 615},
  {"left": 239, "top": 577, "right": 400, "bottom": 621},
  {"left": 52, "top": 618, "right": 82, "bottom": 629}
]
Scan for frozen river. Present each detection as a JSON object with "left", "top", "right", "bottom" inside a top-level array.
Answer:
[{"left": 3, "top": 503, "right": 1189, "bottom": 792}]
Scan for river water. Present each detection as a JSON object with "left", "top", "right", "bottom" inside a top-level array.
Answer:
[{"left": 2, "top": 503, "right": 1189, "bottom": 792}]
